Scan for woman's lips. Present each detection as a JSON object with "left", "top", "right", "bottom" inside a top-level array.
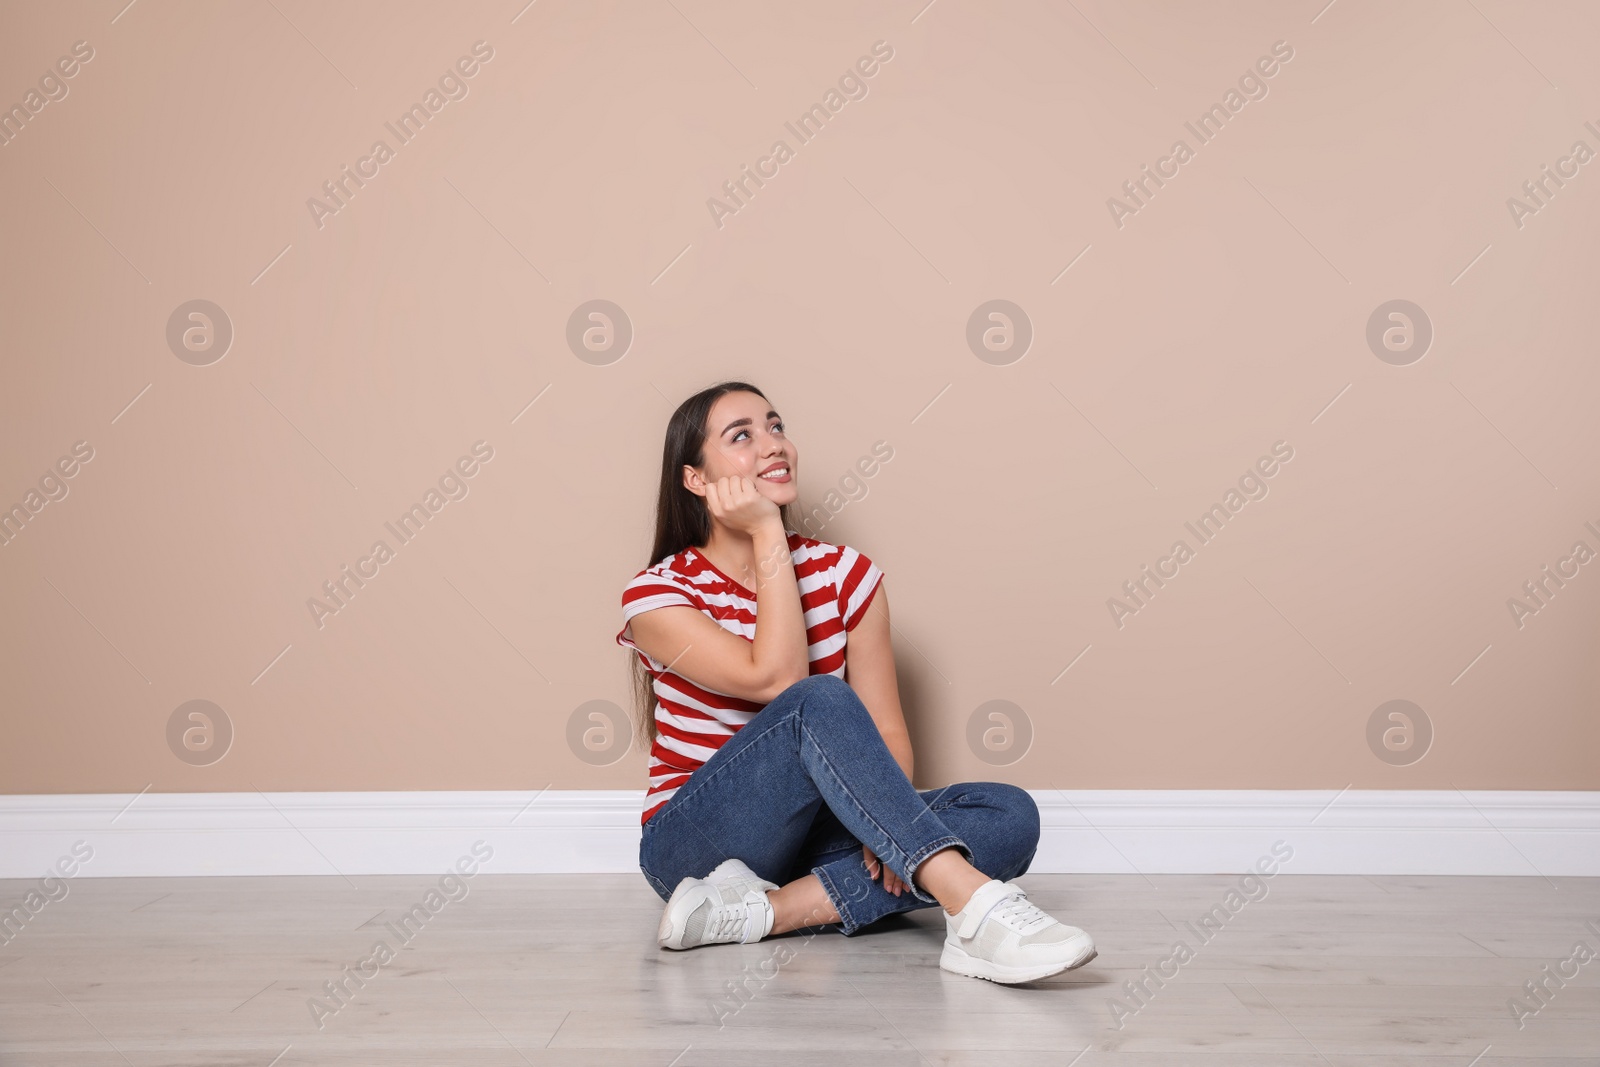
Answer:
[{"left": 757, "top": 464, "right": 791, "bottom": 483}]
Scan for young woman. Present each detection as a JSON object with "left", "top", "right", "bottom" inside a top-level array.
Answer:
[{"left": 617, "top": 381, "right": 1097, "bottom": 984}]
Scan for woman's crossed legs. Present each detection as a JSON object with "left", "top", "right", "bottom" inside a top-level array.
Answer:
[{"left": 638, "top": 675, "right": 1041, "bottom": 936}]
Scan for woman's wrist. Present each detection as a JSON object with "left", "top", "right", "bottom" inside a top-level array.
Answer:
[
  {"left": 750, "top": 520, "right": 787, "bottom": 552},
  {"left": 749, "top": 520, "right": 791, "bottom": 582},
  {"left": 749, "top": 515, "right": 787, "bottom": 540}
]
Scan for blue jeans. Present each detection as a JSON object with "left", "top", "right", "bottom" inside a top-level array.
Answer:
[{"left": 638, "top": 674, "right": 1041, "bottom": 936}]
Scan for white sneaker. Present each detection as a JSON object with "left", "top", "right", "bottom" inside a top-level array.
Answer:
[
  {"left": 657, "top": 857, "right": 779, "bottom": 950},
  {"left": 940, "top": 878, "right": 1097, "bottom": 984}
]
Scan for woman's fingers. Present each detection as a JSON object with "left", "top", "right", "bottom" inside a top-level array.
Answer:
[
  {"left": 864, "top": 845, "right": 904, "bottom": 896},
  {"left": 708, "top": 475, "right": 743, "bottom": 522}
]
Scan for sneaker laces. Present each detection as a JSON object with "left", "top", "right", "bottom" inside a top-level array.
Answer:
[
  {"left": 705, "top": 891, "right": 766, "bottom": 944},
  {"left": 987, "top": 890, "right": 1052, "bottom": 935}
]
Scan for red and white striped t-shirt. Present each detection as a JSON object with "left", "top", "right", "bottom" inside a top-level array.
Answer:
[{"left": 616, "top": 531, "right": 884, "bottom": 826}]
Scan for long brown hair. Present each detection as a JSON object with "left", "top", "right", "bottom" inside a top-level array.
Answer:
[{"left": 628, "top": 381, "right": 796, "bottom": 755}]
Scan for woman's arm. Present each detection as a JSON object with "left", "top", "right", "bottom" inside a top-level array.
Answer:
[
  {"left": 626, "top": 511, "right": 810, "bottom": 704},
  {"left": 843, "top": 580, "right": 914, "bottom": 780}
]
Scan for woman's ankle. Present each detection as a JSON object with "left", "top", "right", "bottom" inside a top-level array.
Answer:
[
  {"left": 767, "top": 877, "right": 840, "bottom": 935},
  {"left": 916, "top": 848, "right": 993, "bottom": 915},
  {"left": 939, "top": 871, "right": 995, "bottom": 916}
]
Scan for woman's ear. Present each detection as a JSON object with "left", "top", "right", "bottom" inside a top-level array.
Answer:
[{"left": 682, "top": 464, "right": 707, "bottom": 498}]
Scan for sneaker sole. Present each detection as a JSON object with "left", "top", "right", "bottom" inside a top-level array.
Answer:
[{"left": 938, "top": 941, "right": 1098, "bottom": 984}]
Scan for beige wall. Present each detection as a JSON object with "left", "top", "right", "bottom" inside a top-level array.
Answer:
[{"left": 1, "top": 1, "right": 1595, "bottom": 796}]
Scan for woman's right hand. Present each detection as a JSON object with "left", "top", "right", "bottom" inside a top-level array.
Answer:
[{"left": 704, "top": 474, "right": 781, "bottom": 537}]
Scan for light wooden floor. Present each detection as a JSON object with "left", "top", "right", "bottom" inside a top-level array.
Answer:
[{"left": 1, "top": 872, "right": 1596, "bottom": 1065}]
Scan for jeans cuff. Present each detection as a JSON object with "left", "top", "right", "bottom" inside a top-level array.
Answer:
[
  {"left": 812, "top": 864, "right": 860, "bottom": 935},
  {"left": 902, "top": 835, "right": 972, "bottom": 906}
]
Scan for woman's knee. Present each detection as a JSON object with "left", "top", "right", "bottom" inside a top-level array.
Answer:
[
  {"left": 638, "top": 834, "right": 673, "bottom": 901},
  {"left": 997, "top": 784, "right": 1041, "bottom": 874},
  {"left": 640, "top": 864, "right": 671, "bottom": 901},
  {"left": 961, "top": 782, "right": 1039, "bottom": 875},
  {"left": 786, "top": 673, "right": 851, "bottom": 699},
  {"left": 780, "top": 674, "right": 861, "bottom": 719},
  {"left": 988, "top": 782, "right": 1041, "bottom": 840}
]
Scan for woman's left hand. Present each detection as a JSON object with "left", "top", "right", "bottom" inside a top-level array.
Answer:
[{"left": 863, "top": 845, "right": 907, "bottom": 896}]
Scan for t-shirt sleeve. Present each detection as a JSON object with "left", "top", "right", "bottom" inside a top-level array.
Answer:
[
  {"left": 836, "top": 544, "right": 884, "bottom": 633},
  {"left": 616, "top": 571, "right": 702, "bottom": 660}
]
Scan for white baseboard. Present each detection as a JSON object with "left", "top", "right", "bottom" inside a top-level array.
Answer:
[{"left": 0, "top": 789, "right": 1595, "bottom": 879}]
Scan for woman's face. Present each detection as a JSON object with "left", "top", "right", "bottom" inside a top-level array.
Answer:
[{"left": 684, "top": 390, "right": 799, "bottom": 510}]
